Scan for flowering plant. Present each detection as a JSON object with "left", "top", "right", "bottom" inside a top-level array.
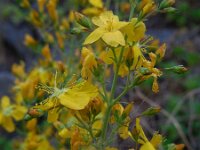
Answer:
[{"left": 0, "top": 0, "right": 187, "bottom": 150}]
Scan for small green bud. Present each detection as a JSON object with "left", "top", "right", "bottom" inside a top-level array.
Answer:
[
  {"left": 162, "top": 7, "right": 176, "bottom": 13},
  {"left": 160, "top": 0, "right": 175, "bottom": 10},
  {"left": 28, "top": 108, "right": 44, "bottom": 118},
  {"left": 141, "top": 106, "right": 161, "bottom": 116},
  {"left": 70, "top": 27, "right": 83, "bottom": 34},
  {"left": 165, "top": 65, "right": 188, "bottom": 74},
  {"left": 74, "top": 12, "right": 93, "bottom": 29}
]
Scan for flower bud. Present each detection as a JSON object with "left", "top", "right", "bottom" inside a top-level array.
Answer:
[
  {"left": 165, "top": 65, "right": 188, "bottom": 74},
  {"left": 70, "top": 27, "right": 84, "bottom": 34},
  {"left": 28, "top": 108, "right": 44, "bottom": 118},
  {"left": 160, "top": 0, "right": 175, "bottom": 10},
  {"left": 74, "top": 12, "right": 93, "bottom": 29},
  {"left": 141, "top": 106, "right": 161, "bottom": 116}
]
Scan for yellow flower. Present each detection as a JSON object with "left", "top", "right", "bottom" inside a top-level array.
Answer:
[
  {"left": 121, "top": 18, "right": 146, "bottom": 44},
  {"left": 0, "top": 96, "right": 27, "bottom": 132},
  {"left": 11, "top": 62, "right": 26, "bottom": 78},
  {"left": 141, "top": 52, "right": 162, "bottom": 93},
  {"left": 83, "top": 11, "right": 128, "bottom": 47},
  {"left": 129, "top": 118, "right": 162, "bottom": 150},
  {"left": 30, "top": 10, "right": 42, "bottom": 27},
  {"left": 47, "top": 0, "right": 58, "bottom": 22},
  {"left": 99, "top": 44, "right": 144, "bottom": 77},
  {"left": 24, "top": 34, "right": 38, "bottom": 46},
  {"left": 41, "top": 44, "right": 52, "bottom": 61},
  {"left": 31, "top": 79, "right": 98, "bottom": 122},
  {"left": 59, "top": 80, "right": 98, "bottom": 110},
  {"left": 81, "top": 47, "right": 97, "bottom": 79}
]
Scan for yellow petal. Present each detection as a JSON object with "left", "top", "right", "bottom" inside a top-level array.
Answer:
[
  {"left": 100, "top": 11, "right": 119, "bottom": 23},
  {"left": 59, "top": 82, "right": 98, "bottom": 110},
  {"left": 12, "top": 105, "right": 27, "bottom": 121},
  {"left": 99, "top": 50, "right": 114, "bottom": 64},
  {"left": 47, "top": 108, "right": 59, "bottom": 122},
  {"left": 121, "top": 18, "right": 146, "bottom": 43},
  {"left": 150, "top": 133, "right": 162, "bottom": 148},
  {"left": 89, "top": 0, "right": 103, "bottom": 8},
  {"left": 118, "top": 63, "right": 129, "bottom": 77},
  {"left": 131, "top": 44, "right": 144, "bottom": 69},
  {"left": 1, "top": 96, "right": 10, "bottom": 109},
  {"left": 112, "top": 21, "right": 129, "bottom": 31},
  {"left": 140, "top": 142, "right": 155, "bottom": 150},
  {"left": 83, "top": 27, "right": 105, "bottom": 45},
  {"left": 92, "top": 16, "right": 105, "bottom": 27},
  {"left": 2, "top": 116, "right": 15, "bottom": 132},
  {"left": 102, "top": 31, "right": 125, "bottom": 47}
]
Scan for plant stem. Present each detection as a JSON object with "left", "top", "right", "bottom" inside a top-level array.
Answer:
[
  {"left": 129, "top": 0, "right": 136, "bottom": 21},
  {"left": 100, "top": 47, "right": 125, "bottom": 148}
]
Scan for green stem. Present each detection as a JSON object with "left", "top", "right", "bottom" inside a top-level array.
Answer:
[
  {"left": 100, "top": 104, "right": 112, "bottom": 149},
  {"left": 129, "top": 0, "right": 136, "bottom": 21},
  {"left": 100, "top": 47, "right": 125, "bottom": 148}
]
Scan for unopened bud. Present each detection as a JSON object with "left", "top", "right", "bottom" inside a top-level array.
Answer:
[
  {"left": 162, "top": 7, "right": 176, "bottom": 13},
  {"left": 165, "top": 65, "right": 188, "bottom": 74},
  {"left": 74, "top": 12, "right": 93, "bottom": 29},
  {"left": 141, "top": 106, "right": 161, "bottom": 116},
  {"left": 70, "top": 27, "right": 83, "bottom": 34},
  {"left": 28, "top": 108, "right": 44, "bottom": 118},
  {"left": 160, "top": 0, "right": 175, "bottom": 10}
]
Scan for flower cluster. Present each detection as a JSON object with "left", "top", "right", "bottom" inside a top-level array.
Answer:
[{"left": 0, "top": 0, "right": 187, "bottom": 150}]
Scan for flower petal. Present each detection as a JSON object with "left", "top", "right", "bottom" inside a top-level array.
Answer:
[
  {"left": 83, "top": 27, "right": 105, "bottom": 45},
  {"left": 1, "top": 96, "right": 10, "bottom": 109},
  {"left": 47, "top": 108, "right": 59, "bottom": 122},
  {"left": 59, "top": 81, "right": 98, "bottom": 110},
  {"left": 2, "top": 116, "right": 15, "bottom": 132},
  {"left": 12, "top": 105, "right": 27, "bottom": 121},
  {"left": 102, "top": 31, "right": 125, "bottom": 47}
]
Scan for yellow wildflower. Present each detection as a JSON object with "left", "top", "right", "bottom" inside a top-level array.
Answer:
[
  {"left": 41, "top": 44, "right": 52, "bottom": 61},
  {"left": 24, "top": 34, "right": 38, "bottom": 46},
  {"left": 81, "top": 47, "right": 97, "bottom": 79},
  {"left": 141, "top": 52, "right": 162, "bottom": 93},
  {"left": 30, "top": 10, "right": 42, "bottom": 27},
  {"left": 11, "top": 62, "right": 26, "bottom": 78},
  {"left": 121, "top": 18, "right": 146, "bottom": 44},
  {"left": 129, "top": 118, "right": 162, "bottom": 150},
  {"left": 30, "top": 79, "right": 98, "bottom": 122},
  {"left": 83, "top": 11, "right": 128, "bottom": 47},
  {"left": 0, "top": 96, "right": 27, "bottom": 132},
  {"left": 100, "top": 44, "right": 144, "bottom": 77},
  {"left": 47, "top": 0, "right": 58, "bottom": 22}
]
